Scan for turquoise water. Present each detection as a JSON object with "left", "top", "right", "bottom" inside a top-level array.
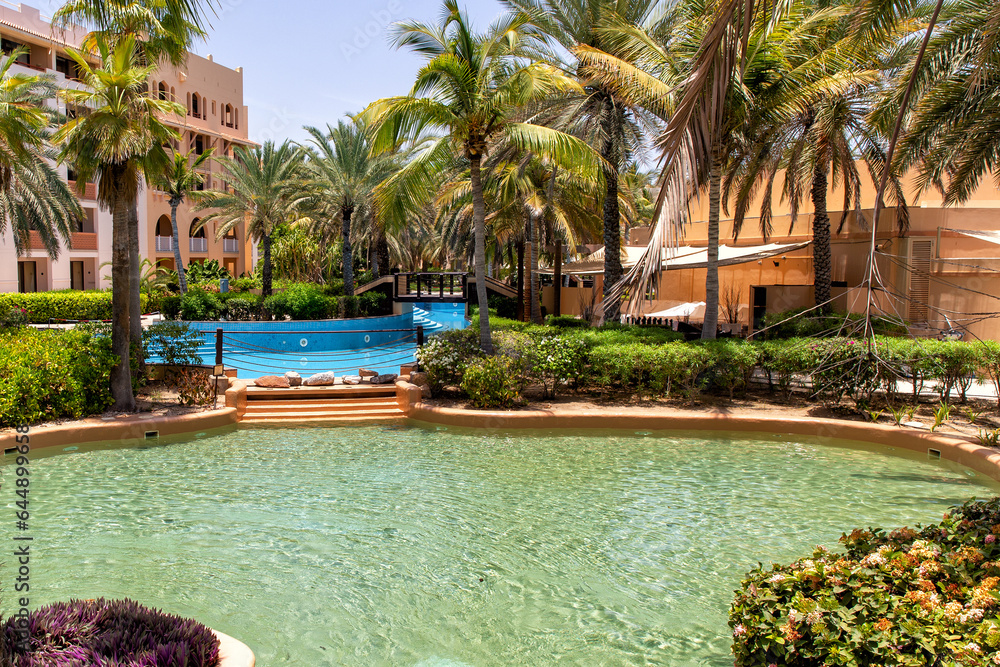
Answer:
[
  {"left": 4, "top": 426, "right": 996, "bottom": 665},
  {"left": 170, "top": 303, "right": 468, "bottom": 379}
]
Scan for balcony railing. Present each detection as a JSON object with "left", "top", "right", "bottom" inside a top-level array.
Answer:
[
  {"left": 190, "top": 237, "right": 208, "bottom": 253},
  {"left": 155, "top": 236, "right": 173, "bottom": 253},
  {"left": 223, "top": 238, "right": 239, "bottom": 254},
  {"left": 70, "top": 232, "right": 98, "bottom": 251}
]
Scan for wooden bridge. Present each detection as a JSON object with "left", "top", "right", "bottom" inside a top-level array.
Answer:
[{"left": 355, "top": 272, "right": 516, "bottom": 304}]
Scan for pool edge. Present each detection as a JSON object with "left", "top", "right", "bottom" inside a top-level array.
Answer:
[
  {"left": 215, "top": 629, "right": 255, "bottom": 667},
  {"left": 407, "top": 403, "right": 1000, "bottom": 482}
]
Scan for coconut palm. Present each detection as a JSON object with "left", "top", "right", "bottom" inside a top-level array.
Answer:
[
  {"left": 55, "top": 36, "right": 182, "bottom": 410},
  {"left": 152, "top": 147, "right": 214, "bottom": 293},
  {"left": 302, "top": 119, "right": 398, "bottom": 297},
  {"left": 361, "top": 0, "right": 597, "bottom": 353},
  {"left": 724, "top": 4, "right": 912, "bottom": 314},
  {"left": 896, "top": 0, "right": 1000, "bottom": 204},
  {"left": 0, "top": 50, "right": 82, "bottom": 258},
  {"left": 503, "top": 0, "right": 671, "bottom": 323},
  {"left": 195, "top": 141, "right": 308, "bottom": 298}
]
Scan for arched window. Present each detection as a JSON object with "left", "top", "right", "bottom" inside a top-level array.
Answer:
[
  {"left": 192, "top": 93, "right": 202, "bottom": 118},
  {"left": 189, "top": 218, "right": 207, "bottom": 253},
  {"left": 224, "top": 104, "right": 234, "bottom": 128},
  {"left": 189, "top": 219, "right": 205, "bottom": 238},
  {"left": 156, "top": 215, "right": 172, "bottom": 237},
  {"left": 158, "top": 82, "right": 168, "bottom": 101}
]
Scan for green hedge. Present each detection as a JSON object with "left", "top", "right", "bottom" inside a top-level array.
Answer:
[
  {"left": 419, "top": 329, "right": 996, "bottom": 407},
  {"left": 731, "top": 498, "right": 1000, "bottom": 665},
  {"left": 0, "top": 291, "right": 151, "bottom": 324},
  {"left": 0, "top": 328, "right": 116, "bottom": 426}
]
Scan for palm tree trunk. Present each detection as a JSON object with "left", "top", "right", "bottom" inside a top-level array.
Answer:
[
  {"left": 530, "top": 211, "right": 542, "bottom": 324},
  {"left": 170, "top": 197, "right": 187, "bottom": 293},
  {"left": 516, "top": 239, "right": 525, "bottom": 321},
  {"left": 702, "top": 149, "right": 723, "bottom": 340},
  {"left": 469, "top": 152, "right": 493, "bottom": 353},
  {"left": 128, "top": 203, "right": 144, "bottom": 377},
  {"left": 342, "top": 206, "right": 354, "bottom": 296},
  {"left": 261, "top": 233, "right": 273, "bottom": 298},
  {"left": 811, "top": 163, "right": 833, "bottom": 314},
  {"left": 376, "top": 231, "right": 390, "bottom": 277},
  {"left": 601, "top": 131, "right": 623, "bottom": 324},
  {"left": 111, "top": 198, "right": 136, "bottom": 411}
]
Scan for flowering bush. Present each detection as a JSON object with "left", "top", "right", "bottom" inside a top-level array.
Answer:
[
  {"left": 0, "top": 307, "right": 28, "bottom": 329},
  {"left": 461, "top": 356, "right": 521, "bottom": 409},
  {"left": 416, "top": 329, "right": 482, "bottom": 392},
  {"left": 731, "top": 498, "right": 1000, "bottom": 666},
  {"left": 2, "top": 597, "right": 220, "bottom": 666},
  {"left": 533, "top": 336, "right": 587, "bottom": 398}
]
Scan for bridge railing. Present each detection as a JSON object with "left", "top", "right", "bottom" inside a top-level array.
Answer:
[{"left": 394, "top": 272, "right": 468, "bottom": 302}]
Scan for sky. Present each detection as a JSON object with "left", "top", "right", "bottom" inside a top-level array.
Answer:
[{"left": 190, "top": 0, "right": 506, "bottom": 145}]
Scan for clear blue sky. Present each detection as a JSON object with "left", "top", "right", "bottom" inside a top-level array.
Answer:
[{"left": 191, "top": 0, "right": 505, "bottom": 145}]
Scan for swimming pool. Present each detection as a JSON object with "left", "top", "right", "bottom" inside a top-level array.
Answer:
[
  {"left": 177, "top": 302, "right": 467, "bottom": 379},
  {"left": 9, "top": 426, "right": 996, "bottom": 665}
]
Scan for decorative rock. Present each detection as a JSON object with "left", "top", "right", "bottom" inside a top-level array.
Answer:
[
  {"left": 284, "top": 371, "right": 302, "bottom": 387},
  {"left": 420, "top": 384, "right": 432, "bottom": 399},
  {"left": 304, "top": 371, "right": 338, "bottom": 386},
  {"left": 370, "top": 373, "right": 398, "bottom": 385},
  {"left": 359, "top": 368, "right": 378, "bottom": 378},
  {"left": 343, "top": 375, "right": 362, "bottom": 385},
  {"left": 409, "top": 371, "right": 428, "bottom": 387},
  {"left": 255, "top": 375, "right": 290, "bottom": 389}
]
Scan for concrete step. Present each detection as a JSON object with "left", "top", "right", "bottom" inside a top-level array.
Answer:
[
  {"left": 245, "top": 399, "right": 398, "bottom": 412},
  {"left": 241, "top": 408, "right": 404, "bottom": 422},
  {"left": 246, "top": 386, "right": 396, "bottom": 400}
]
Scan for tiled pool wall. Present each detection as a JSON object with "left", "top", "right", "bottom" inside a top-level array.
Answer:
[{"left": 186, "top": 311, "right": 416, "bottom": 354}]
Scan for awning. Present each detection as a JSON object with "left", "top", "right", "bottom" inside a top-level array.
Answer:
[
  {"left": 646, "top": 301, "right": 705, "bottom": 318},
  {"left": 539, "top": 241, "right": 811, "bottom": 275},
  {"left": 946, "top": 228, "right": 1000, "bottom": 246}
]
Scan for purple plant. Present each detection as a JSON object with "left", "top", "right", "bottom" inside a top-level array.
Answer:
[{"left": 1, "top": 598, "right": 220, "bottom": 667}]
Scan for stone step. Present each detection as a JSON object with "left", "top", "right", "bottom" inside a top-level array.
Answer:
[
  {"left": 240, "top": 408, "right": 405, "bottom": 422},
  {"left": 246, "top": 386, "right": 396, "bottom": 400},
  {"left": 244, "top": 399, "right": 398, "bottom": 412}
]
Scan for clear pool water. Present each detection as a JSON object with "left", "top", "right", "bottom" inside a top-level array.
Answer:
[
  {"left": 168, "top": 302, "right": 468, "bottom": 379},
  {"left": 5, "top": 426, "right": 996, "bottom": 665}
]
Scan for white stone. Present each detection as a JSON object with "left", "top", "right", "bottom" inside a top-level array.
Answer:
[{"left": 304, "top": 372, "right": 337, "bottom": 386}]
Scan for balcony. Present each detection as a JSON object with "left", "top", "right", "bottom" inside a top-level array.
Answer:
[
  {"left": 189, "top": 237, "right": 208, "bottom": 253},
  {"left": 155, "top": 236, "right": 174, "bottom": 253},
  {"left": 223, "top": 238, "right": 239, "bottom": 254},
  {"left": 70, "top": 233, "right": 98, "bottom": 251},
  {"left": 68, "top": 180, "right": 98, "bottom": 200}
]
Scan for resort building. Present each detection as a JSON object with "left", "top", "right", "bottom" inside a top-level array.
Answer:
[
  {"left": 0, "top": 2, "right": 254, "bottom": 295},
  {"left": 544, "top": 171, "right": 1000, "bottom": 341}
]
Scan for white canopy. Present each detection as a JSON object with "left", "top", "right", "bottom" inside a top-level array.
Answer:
[
  {"left": 947, "top": 228, "right": 1000, "bottom": 246},
  {"left": 540, "top": 241, "right": 811, "bottom": 275},
  {"left": 645, "top": 301, "right": 706, "bottom": 318}
]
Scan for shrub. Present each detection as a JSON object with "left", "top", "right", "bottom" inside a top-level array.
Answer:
[
  {"left": 264, "top": 283, "right": 331, "bottom": 320},
  {"left": 702, "top": 340, "right": 761, "bottom": 398},
  {"left": 731, "top": 498, "right": 1000, "bottom": 666},
  {"left": 358, "top": 291, "right": 390, "bottom": 317},
  {"left": 185, "top": 258, "right": 231, "bottom": 284},
  {"left": 0, "top": 291, "right": 152, "bottom": 323},
  {"left": 1, "top": 307, "right": 28, "bottom": 329},
  {"left": 174, "top": 367, "right": 216, "bottom": 406},
  {"left": 759, "top": 308, "right": 907, "bottom": 340},
  {"left": 493, "top": 330, "right": 538, "bottom": 392},
  {"left": 1, "top": 597, "right": 220, "bottom": 666},
  {"left": 161, "top": 295, "right": 182, "bottom": 321},
  {"left": 547, "top": 315, "right": 589, "bottom": 328},
  {"left": 416, "top": 329, "right": 481, "bottom": 392},
  {"left": 228, "top": 275, "right": 261, "bottom": 292},
  {"left": 179, "top": 288, "right": 224, "bottom": 321},
  {"left": 143, "top": 322, "right": 204, "bottom": 366},
  {"left": 757, "top": 339, "right": 819, "bottom": 399},
  {"left": 487, "top": 294, "right": 518, "bottom": 319},
  {"left": 534, "top": 336, "right": 587, "bottom": 398},
  {"left": 0, "top": 328, "right": 116, "bottom": 426},
  {"left": 586, "top": 342, "right": 711, "bottom": 398},
  {"left": 461, "top": 356, "right": 520, "bottom": 409}
]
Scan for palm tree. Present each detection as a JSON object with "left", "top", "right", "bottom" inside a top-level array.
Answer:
[
  {"left": 55, "top": 36, "right": 182, "bottom": 410},
  {"left": 896, "top": 0, "right": 1000, "bottom": 205},
  {"left": 361, "top": 0, "right": 597, "bottom": 353},
  {"left": 302, "top": 119, "right": 397, "bottom": 297},
  {"left": 503, "top": 0, "right": 669, "bottom": 323},
  {"left": 152, "top": 147, "right": 214, "bottom": 294},
  {"left": 195, "top": 141, "right": 307, "bottom": 298},
  {"left": 0, "top": 50, "right": 82, "bottom": 257},
  {"left": 724, "top": 4, "right": 911, "bottom": 314}
]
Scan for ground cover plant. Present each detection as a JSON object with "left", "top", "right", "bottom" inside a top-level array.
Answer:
[
  {"left": 1, "top": 598, "right": 220, "bottom": 666},
  {"left": 730, "top": 498, "right": 1000, "bottom": 666}
]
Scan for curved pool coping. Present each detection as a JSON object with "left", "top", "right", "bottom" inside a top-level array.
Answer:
[
  {"left": 215, "top": 629, "right": 255, "bottom": 667},
  {"left": 0, "top": 408, "right": 238, "bottom": 452},
  {"left": 406, "top": 401, "right": 1000, "bottom": 482}
]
